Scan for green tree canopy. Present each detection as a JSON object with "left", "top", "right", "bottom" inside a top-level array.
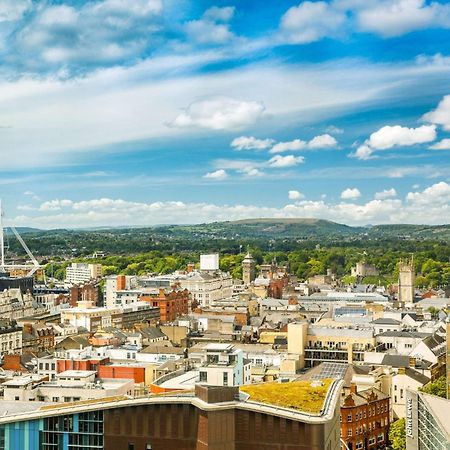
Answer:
[{"left": 389, "top": 418, "right": 406, "bottom": 450}]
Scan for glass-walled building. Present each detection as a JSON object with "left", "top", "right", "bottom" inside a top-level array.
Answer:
[
  {"left": 0, "top": 411, "right": 103, "bottom": 450},
  {"left": 406, "top": 390, "right": 450, "bottom": 450}
]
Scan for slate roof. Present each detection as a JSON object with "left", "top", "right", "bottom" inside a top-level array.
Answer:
[{"left": 371, "top": 318, "right": 401, "bottom": 325}]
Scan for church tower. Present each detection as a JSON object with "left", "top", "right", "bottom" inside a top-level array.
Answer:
[
  {"left": 399, "top": 256, "right": 415, "bottom": 304},
  {"left": 242, "top": 252, "right": 256, "bottom": 285}
]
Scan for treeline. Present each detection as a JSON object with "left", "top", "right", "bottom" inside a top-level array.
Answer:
[{"left": 44, "top": 244, "right": 450, "bottom": 288}]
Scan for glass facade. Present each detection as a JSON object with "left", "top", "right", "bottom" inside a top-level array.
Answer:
[
  {"left": 417, "top": 396, "right": 450, "bottom": 450},
  {"left": 0, "top": 412, "right": 103, "bottom": 450}
]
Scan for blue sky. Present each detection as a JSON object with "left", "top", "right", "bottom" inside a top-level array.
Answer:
[{"left": 0, "top": 0, "right": 450, "bottom": 227}]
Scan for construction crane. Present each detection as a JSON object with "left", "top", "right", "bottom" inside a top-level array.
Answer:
[{"left": 0, "top": 200, "right": 41, "bottom": 277}]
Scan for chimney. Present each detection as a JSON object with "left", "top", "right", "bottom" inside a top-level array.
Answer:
[
  {"left": 350, "top": 383, "right": 357, "bottom": 395},
  {"left": 158, "top": 287, "right": 166, "bottom": 298},
  {"left": 187, "top": 263, "right": 195, "bottom": 273},
  {"left": 409, "top": 357, "right": 416, "bottom": 368}
]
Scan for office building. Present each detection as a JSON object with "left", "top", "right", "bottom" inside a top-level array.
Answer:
[
  {"left": 406, "top": 390, "right": 450, "bottom": 449},
  {"left": 65, "top": 263, "right": 103, "bottom": 285}
]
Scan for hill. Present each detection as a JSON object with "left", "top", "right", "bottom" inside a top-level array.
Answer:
[
  {"left": 2, "top": 219, "right": 450, "bottom": 258},
  {"left": 160, "top": 218, "right": 363, "bottom": 239}
]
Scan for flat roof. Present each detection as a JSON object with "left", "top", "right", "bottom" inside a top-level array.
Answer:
[
  {"left": 159, "top": 371, "right": 199, "bottom": 390},
  {"left": 240, "top": 379, "right": 334, "bottom": 414},
  {"left": 57, "top": 370, "right": 97, "bottom": 378},
  {"left": 205, "top": 343, "right": 234, "bottom": 351}
]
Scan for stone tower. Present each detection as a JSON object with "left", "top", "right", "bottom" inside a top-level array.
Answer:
[
  {"left": 399, "top": 256, "right": 415, "bottom": 304},
  {"left": 242, "top": 252, "right": 256, "bottom": 285}
]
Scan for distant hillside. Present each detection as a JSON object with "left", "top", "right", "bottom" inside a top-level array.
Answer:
[
  {"left": 4, "top": 227, "right": 42, "bottom": 234},
  {"left": 3, "top": 219, "right": 450, "bottom": 258},
  {"left": 367, "top": 224, "right": 450, "bottom": 241},
  {"left": 162, "top": 218, "right": 363, "bottom": 239}
]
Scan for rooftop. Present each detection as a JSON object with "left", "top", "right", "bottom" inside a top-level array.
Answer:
[{"left": 240, "top": 378, "right": 332, "bottom": 414}]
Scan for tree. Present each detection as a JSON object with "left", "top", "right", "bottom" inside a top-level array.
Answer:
[
  {"left": 389, "top": 418, "right": 406, "bottom": 450},
  {"left": 420, "top": 376, "right": 447, "bottom": 398}
]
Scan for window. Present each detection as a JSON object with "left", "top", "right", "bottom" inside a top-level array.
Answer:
[
  {"left": 14, "top": 396, "right": 19, "bottom": 401},
  {"left": 377, "top": 434, "right": 384, "bottom": 442},
  {"left": 128, "top": 444, "right": 135, "bottom": 450},
  {"left": 400, "top": 389, "right": 404, "bottom": 399},
  {"left": 356, "top": 442, "right": 363, "bottom": 450},
  {"left": 223, "top": 372, "right": 228, "bottom": 386},
  {"left": 199, "top": 371, "right": 207, "bottom": 382},
  {"left": 52, "top": 397, "right": 59, "bottom": 402},
  {"left": 347, "top": 413, "right": 352, "bottom": 422},
  {"left": 347, "top": 429, "right": 352, "bottom": 437}
]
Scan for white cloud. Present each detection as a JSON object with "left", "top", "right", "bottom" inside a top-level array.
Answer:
[
  {"left": 350, "top": 124, "right": 437, "bottom": 160},
  {"left": 203, "top": 6, "right": 235, "bottom": 22},
  {"left": 16, "top": 0, "right": 163, "bottom": 68},
  {"left": 374, "top": 188, "right": 397, "bottom": 200},
  {"left": 0, "top": 0, "right": 31, "bottom": 22},
  {"left": 185, "top": 6, "right": 236, "bottom": 45},
  {"left": 406, "top": 181, "right": 450, "bottom": 205},
  {"left": 423, "top": 94, "right": 450, "bottom": 131},
  {"left": 171, "top": 97, "right": 265, "bottom": 130},
  {"left": 350, "top": 144, "right": 375, "bottom": 160},
  {"left": 288, "top": 190, "right": 304, "bottom": 200},
  {"left": 308, "top": 133, "right": 338, "bottom": 149},
  {"left": 367, "top": 124, "right": 436, "bottom": 150},
  {"left": 13, "top": 182, "right": 450, "bottom": 228},
  {"left": 341, "top": 187, "right": 361, "bottom": 200},
  {"left": 270, "top": 139, "right": 306, "bottom": 153},
  {"left": 280, "top": 1, "right": 346, "bottom": 44},
  {"left": 231, "top": 136, "right": 275, "bottom": 150},
  {"left": 325, "top": 125, "right": 344, "bottom": 135},
  {"left": 240, "top": 167, "right": 264, "bottom": 177},
  {"left": 39, "top": 199, "right": 74, "bottom": 211},
  {"left": 203, "top": 169, "right": 228, "bottom": 180},
  {"left": 356, "top": 0, "right": 450, "bottom": 38},
  {"left": 267, "top": 155, "right": 305, "bottom": 168},
  {"left": 270, "top": 134, "right": 338, "bottom": 153},
  {"left": 430, "top": 139, "right": 450, "bottom": 150},
  {"left": 185, "top": 20, "right": 234, "bottom": 45}
]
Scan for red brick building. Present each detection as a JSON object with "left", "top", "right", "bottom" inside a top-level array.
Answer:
[
  {"left": 98, "top": 364, "right": 147, "bottom": 384},
  {"left": 69, "top": 283, "right": 100, "bottom": 307},
  {"left": 56, "top": 356, "right": 110, "bottom": 373},
  {"left": 340, "top": 385, "right": 390, "bottom": 450},
  {"left": 141, "top": 288, "right": 189, "bottom": 322}
]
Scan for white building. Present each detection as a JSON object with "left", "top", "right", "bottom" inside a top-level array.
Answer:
[
  {"left": 179, "top": 271, "right": 233, "bottom": 308},
  {"left": 105, "top": 275, "right": 138, "bottom": 309},
  {"left": 0, "top": 320, "right": 22, "bottom": 357},
  {"left": 2, "top": 370, "right": 134, "bottom": 403},
  {"left": 61, "top": 300, "right": 121, "bottom": 332},
  {"left": 0, "top": 289, "right": 36, "bottom": 320},
  {"left": 198, "top": 343, "right": 251, "bottom": 387},
  {"left": 65, "top": 263, "right": 103, "bottom": 285},
  {"left": 391, "top": 367, "right": 430, "bottom": 419}
]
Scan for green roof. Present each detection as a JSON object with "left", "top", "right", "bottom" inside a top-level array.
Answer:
[{"left": 240, "top": 379, "right": 332, "bottom": 414}]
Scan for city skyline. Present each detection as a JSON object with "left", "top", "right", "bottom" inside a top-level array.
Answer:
[{"left": 1, "top": 0, "right": 450, "bottom": 227}]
